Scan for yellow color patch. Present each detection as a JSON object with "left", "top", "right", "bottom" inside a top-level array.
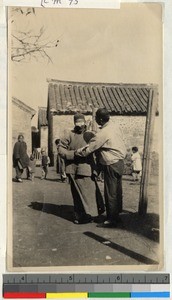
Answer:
[{"left": 46, "top": 292, "right": 88, "bottom": 298}]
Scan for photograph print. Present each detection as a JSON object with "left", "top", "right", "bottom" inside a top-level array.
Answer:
[{"left": 8, "top": 3, "right": 163, "bottom": 271}]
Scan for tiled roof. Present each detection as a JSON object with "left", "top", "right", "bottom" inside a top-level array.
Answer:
[
  {"left": 38, "top": 107, "right": 48, "bottom": 126},
  {"left": 47, "top": 79, "right": 158, "bottom": 116},
  {"left": 12, "top": 97, "right": 36, "bottom": 117}
]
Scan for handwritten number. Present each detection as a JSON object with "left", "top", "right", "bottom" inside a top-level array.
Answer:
[
  {"left": 41, "top": 0, "right": 79, "bottom": 7},
  {"left": 69, "top": 0, "right": 78, "bottom": 5},
  {"left": 41, "top": 0, "right": 78, "bottom": 6}
]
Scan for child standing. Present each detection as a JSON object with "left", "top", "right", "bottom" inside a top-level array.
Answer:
[
  {"left": 27, "top": 154, "right": 36, "bottom": 181},
  {"left": 131, "top": 146, "right": 142, "bottom": 182},
  {"left": 40, "top": 149, "right": 50, "bottom": 180}
]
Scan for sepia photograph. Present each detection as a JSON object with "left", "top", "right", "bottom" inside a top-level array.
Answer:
[{"left": 8, "top": 3, "right": 163, "bottom": 271}]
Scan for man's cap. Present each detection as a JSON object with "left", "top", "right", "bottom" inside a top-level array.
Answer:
[{"left": 74, "top": 113, "right": 85, "bottom": 122}]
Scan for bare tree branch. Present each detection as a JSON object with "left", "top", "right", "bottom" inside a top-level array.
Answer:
[{"left": 10, "top": 8, "right": 59, "bottom": 63}]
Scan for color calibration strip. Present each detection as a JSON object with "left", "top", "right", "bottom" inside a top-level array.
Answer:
[
  {"left": 3, "top": 292, "right": 170, "bottom": 298},
  {"left": 3, "top": 274, "right": 170, "bottom": 299}
]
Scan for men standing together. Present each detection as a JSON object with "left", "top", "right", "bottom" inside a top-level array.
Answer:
[
  {"left": 13, "top": 108, "right": 126, "bottom": 229},
  {"left": 58, "top": 113, "right": 105, "bottom": 224},
  {"left": 75, "top": 108, "right": 126, "bottom": 228}
]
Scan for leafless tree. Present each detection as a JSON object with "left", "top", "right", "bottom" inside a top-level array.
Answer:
[{"left": 10, "top": 8, "right": 59, "bottom": 63}]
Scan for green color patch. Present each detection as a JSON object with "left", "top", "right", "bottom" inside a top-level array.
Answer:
[{"left": 88, "top": 292, "right": 131, "bottom": 298}]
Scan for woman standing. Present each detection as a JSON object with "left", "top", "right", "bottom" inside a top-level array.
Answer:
[{"left": 13, "top": 134, "right": 30, "bottom": 182}]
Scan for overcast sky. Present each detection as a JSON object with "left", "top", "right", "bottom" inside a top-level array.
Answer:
[{"left": 9, "top": 3, "right": 162, "bottom": 126}]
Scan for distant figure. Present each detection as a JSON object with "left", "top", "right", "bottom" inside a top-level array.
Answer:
[
  {"left": 55, "top": 139, "right": 67, "bottom": 182},
  {"left": 32, "top": 147, "right": 39, "bottom": 161},
  {"left": 40, "top": 149, "right": 50, "bottom": 180},
  {"left": 131, "top": 146, "right": 142, "bottom": 182},
  {"left": 27, "top": 154, "right": 36, "bottom": 181},
  {"left": 13, "top": 134, "right": 29, "bottom": 183}
]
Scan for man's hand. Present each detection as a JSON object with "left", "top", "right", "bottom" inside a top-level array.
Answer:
[{"left": 75, "top": 145, "right": 88, "bottom": 156}]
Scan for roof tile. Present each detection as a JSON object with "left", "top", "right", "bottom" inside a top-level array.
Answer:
[
  {"left": 47, "top": 80, "right": 158, "bottom": 115},
  {"left": 38, "top": 107, "right": 48, "bottom": 126}
]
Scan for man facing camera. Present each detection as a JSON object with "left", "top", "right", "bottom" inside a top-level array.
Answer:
[{"left": 76, "top": 108, "right": 126, "bottom": 228}]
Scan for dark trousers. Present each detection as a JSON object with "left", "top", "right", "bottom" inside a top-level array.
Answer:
[
  {"left": 69, "top": 174, "right": 104, "bottom": 221},
  {"left": 41, "top": 166, "right": 48, "bottom": 178},
  {"left": 103, "top": 160, "right": 124, "bottom": 222}
]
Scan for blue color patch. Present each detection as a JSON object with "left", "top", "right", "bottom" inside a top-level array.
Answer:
[{"left": 131, "top": 291, "right": 170, "bottom": 298}]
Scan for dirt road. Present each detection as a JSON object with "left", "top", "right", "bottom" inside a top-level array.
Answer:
[{"left": 11, "top": 167, "right": 160, "bottom": 269}]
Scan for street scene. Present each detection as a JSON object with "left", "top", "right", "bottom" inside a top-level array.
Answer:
[
  {"left": 12, "top": 167, "right": 159, "bottom": 268},
  {"left": 9, "top": 4, "right": 162, "bottom": 270}
]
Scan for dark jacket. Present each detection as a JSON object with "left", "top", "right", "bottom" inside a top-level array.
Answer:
[
  {"left": 13, "top": 141, "right": 29, "bottom": 168},
  {"left": 41, "top": 155, "right": 50, "bottom": 167},
  {"left": 58, "top": 128, "right": 97, "bottom": 177}
]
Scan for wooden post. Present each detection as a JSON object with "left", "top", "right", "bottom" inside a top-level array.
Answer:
[{"left": 138, "top": 87, "right": 158, "bottom": 216}]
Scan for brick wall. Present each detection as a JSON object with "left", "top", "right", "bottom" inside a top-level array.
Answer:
[
  {"left": 51, "top": 114, "right": 159, "bottom": 175},
  {"left": 52, "top": 115, "right": 159, "bottom": 151},
  {"left": 112, "top": 115, "right": 159, "bottom": 154},
  {"left": 111, "top": 116, "right": 159, "bottom": 175},
  {"left": 12, "top": 103, "right": 32, "bottom": 155},
  {"left": 111, "top": 116, "right": 146, "bottom": 152}
]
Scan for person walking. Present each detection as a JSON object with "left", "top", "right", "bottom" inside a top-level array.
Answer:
[
  {"left": 131, "top": 146, "right": 142, "bottom": 182},
  {"left": 13, "top": 134, "right": 30, "bottom": 182},
  {"left": 76, "top": 108, "right": 126, "bottom": 228},
  {"left": 40, "top": 149, "right": 50, "bottom": 180},
  {"left": 58, "top": 113, "right": 105, "bottom": 224},
  {"left": 27, "top": 153, "right": 36, "bottom": 181}
]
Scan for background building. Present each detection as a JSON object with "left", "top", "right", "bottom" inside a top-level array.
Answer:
[
  {"left": 12, "top": 97, "right": 36, "bottom": 154},
  {"left": 46, "top": 79, "right": 159, "bottom": 175},
  {"left": 38, "top": 106, "right": 48, "bottom": 151}
]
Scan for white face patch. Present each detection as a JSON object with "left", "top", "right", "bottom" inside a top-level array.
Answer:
[{"left": 75, "top": 120, "right": 85, "bottom": 126}]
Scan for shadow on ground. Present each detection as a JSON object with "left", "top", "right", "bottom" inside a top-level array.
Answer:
[
  {"left": 28, "top": 201, "right": 106, "bottom": 224},
  {"left": 28, "top": 202, "right": 159, "bottom": 243},
  {"left": 28, "top": 202, "right": 74, "bottom": 222},
  {"left": 120, "top": 211, "right": 159, "bottom": 242},
  {"left": 33, "top": 176, "right": 65, "bottom": 182},
  {"left": 83, "top": 231, "right": 158, "bottom": 265}
]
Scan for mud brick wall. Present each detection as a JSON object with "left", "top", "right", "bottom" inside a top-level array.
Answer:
[
  {"left": 112, "top": 116, "right": 146, "bottom": 152},
  {"left": 50, "top": 114, "right": 159, "bottom": 175},
  {"left": 52, "top": 115, "right": 150, "bottom": 152},
  {"left": 12, "top": 103, "right": 32, "bottom": 155}
]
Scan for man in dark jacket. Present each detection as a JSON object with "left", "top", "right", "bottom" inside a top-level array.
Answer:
[
  {"left": 58, "top": 113, "right": 104, "bottom": 224},
  {"left": 13, "top": 134, "right": 29, "bottom": 182}
]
